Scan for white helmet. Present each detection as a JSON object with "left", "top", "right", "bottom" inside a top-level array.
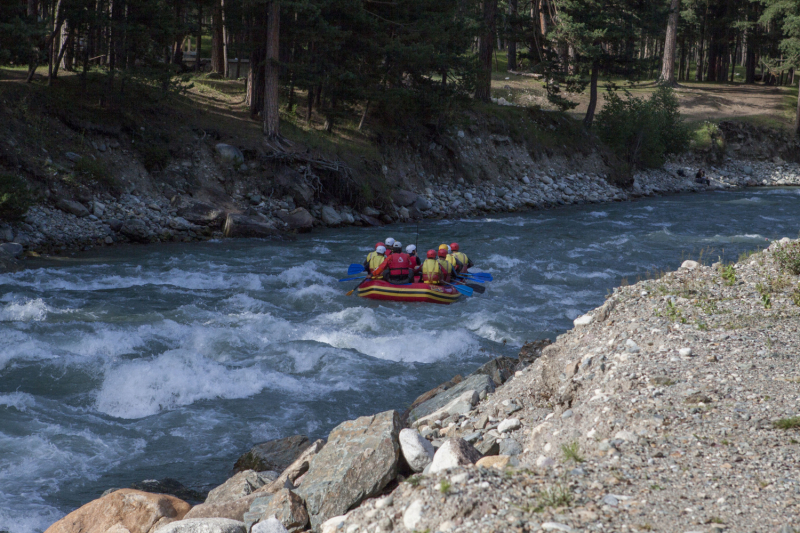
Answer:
[
  {"left": 406, "top": 244, "right": 416, "bottom": 254},
  {"left": 385, "top": 237, "right": 395, "bottom": 247},
  {"left": 393, "top": 241, "right": 402, "bottom": 250},
  {"left": 447, "top": 245, "right": 452, "bottom": 253},
  {"left": 376, "top": 245, "right": 386, "bottom": 254}
]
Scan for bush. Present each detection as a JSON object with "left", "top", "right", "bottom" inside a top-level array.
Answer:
[
  {"left": 595, "top": 86, "right": 691, "bottom": 169},
  {"left": 0, "top": 173, "right": 33, "bottom": 221},
  {"left": 139, "top": 144, "right": 171, "bottom": 172},
  {"left": 73, "top": 157, "right": 116, "bottom": 188},
  {"left": 773, "top": 241, "right": 800, "bottom": 275}
]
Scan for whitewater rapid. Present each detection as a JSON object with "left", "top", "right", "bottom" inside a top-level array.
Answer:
[{"left": 2, "top": 188, "right": 799, "bottom": 532}]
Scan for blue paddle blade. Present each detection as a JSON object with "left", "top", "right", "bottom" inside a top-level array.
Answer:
[
  {"left": 458, "top": 276, "right": 485, "bottom": 283},
  {"left": 444, "top": 282, "right": 473, "bottom": 297},
  {"left": 465, "top": 272, "right": 493, "bottom": 281},
  {"left": 339, "top": 276, "right": 367, "bottom": 282},
  {"left": 348, "top": 264, "right": 365, "bottom": 275}
]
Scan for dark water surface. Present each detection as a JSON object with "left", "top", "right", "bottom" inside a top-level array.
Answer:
[{"left": 1, "top": 188, "right": 799, "bottom": 532}]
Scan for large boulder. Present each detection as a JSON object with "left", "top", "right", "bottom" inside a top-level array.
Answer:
[
  {"left": 412, "top": 196, "right": 432, "bottom": 212},
  {"left": 275, "top": 168, "right": 314, "bottom": 207},
  {"left": 407, "top": 374, "right": 495, "bottom": 422},
  {"left": 215, "top": 144, "right": 245, "bottom": 166},
  {"left": 43, "top": 489, "right": 190, "bottom": 533},
  {"left": 120, "top": 219, "right": 153, "bottom": 243},
  {"left": 234, "top": 435, "right": 311, "bottom": 474},
  {"left": 177, "top": 201, "right": 227, "bottom": 227},
  {"left": 391, "top": 189, "right": 418, "bottom": 207},
  {"left": 153, "top": 518, "right": 246, "bottom": 533},
  {"left": 295, "top": 411, "right": 401, "bottom": 531},
  {"left": 399, "top": 429, "right": 434, "bottom": 472},
  {"left": 0, "top": 242, "right": 23, "bottom": 258},
  {"left": 427, "top": 438, "right": 482, "bottom": 474},
  {"left": 55, "top": 198, "right": 89, "bottom": 217},
  {"left": 223, "top": 214, "right": 279, "bottom": 238},
  {"left": 471, "top": 357, "right": 518, "bottom": 386},
  {"left": 276, "top": 208, "right": 314, "bottom": 232},
  {"left": 206, "top": 470, "right": 277, "bottom": 505},
  {"left": 186, "top": 440, "right": 324, "bottom": 522},
  {"left": 319, "top": 206, "right": 342, "bottom": 226},
  {"left": 245, "top": 489, "right": 308, "bottom": 533}
]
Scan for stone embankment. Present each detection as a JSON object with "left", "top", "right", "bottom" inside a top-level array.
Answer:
[
  {"left": 2, "top": 151, "right": 799, "bottom": 267},
  {"left": 45, "top": 239, "right": 800, "bottom": 533}
]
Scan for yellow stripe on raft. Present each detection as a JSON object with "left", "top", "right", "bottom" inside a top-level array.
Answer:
[{"left": 358, "top": 287, "right": 460, "bottom": 303}]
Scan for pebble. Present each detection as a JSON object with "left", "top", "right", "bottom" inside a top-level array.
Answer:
[
  {"left": 497, "top": 418, "right": 520, "bottom": 433},
  {"left": 402, "top": 500, "right": 423, "bottom": 530}
]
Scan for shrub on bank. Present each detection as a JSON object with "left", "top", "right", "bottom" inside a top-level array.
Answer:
[
  {"left": 774, "top": 240, "right": 800, "bottom": 275},
  {"left": 594, "top": 86, "right": 690, "bottom": 170},
  {"left": 0, "top": 172, "right": 33, "bottom": 221}
]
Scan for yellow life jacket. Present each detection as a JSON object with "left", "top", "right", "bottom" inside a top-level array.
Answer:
[
  {"left": 368, "top": 253, "right": 385, "bottom": 272},
  {"left": 438, "top": 258, "right": 454, "bottom": 276},
  {"left": 421, "top": 258, "right": 441, "bottom": 283},
  {"left": 453, "top": 251, "right": 469, "bottom": 267},
  {"left": 446, "top": 254, "right": 458, "bottom": 268}
]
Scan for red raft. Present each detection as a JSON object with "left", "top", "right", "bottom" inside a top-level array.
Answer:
[{"left": 356, "top": 280, "right": 461, "bottom": 304}]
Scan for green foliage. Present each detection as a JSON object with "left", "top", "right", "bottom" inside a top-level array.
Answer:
[
  {"left": 138, "top": 144, "right": 171, "bottom": 172},
  {"left": 774, "top": 417, "right": 800, "bottom": 430},
  {"left": 560, "top": 441, "right": 584, "bottom": 463},
  {"left": 720, "top": 264, "right": 736, "bottom": 286},
  {"left": 73, "top": 157, "right": 114, "bottom": 188},
  {"left": 773, "top": 241, "right": 800, "bottom": 275},
  {"left": 791, "top": 286, "right": 800, "bottom": 307},
  {"left": 595, "top": 86, "right": 690, "bottom": 169},
  {"left": 406, "top": 475, "right": 422, "bottom": 487},
  {"left": 0, "top": 173, "right": 33, "bottom": 221},
  {"left": 438, "top": 480, "right": 451, "bottom": 494},
  {"left": 538, "top": 483, "right": 573, "bottom": 509}
]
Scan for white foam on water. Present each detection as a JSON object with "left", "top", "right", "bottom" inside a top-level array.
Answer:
[
  {"left": 588, "top": 211, "right": 608, "bottom": 218},
  {"left": 463, "top": 313, "right": 520, "bottom": 345},
  {"left": 485, "top": 254, "right": 523, "bottom": 269},
  {"left": 287, "top": 284, "right": 340, "bottom": 302},
  {"left": 0, "top": 502, "right": 64, "bottom": 533},
  {"left": 311, "top": 245, "right": 331, "bottom": 254},
  {"left": 0, "top": 392, "right": 36, "bottom": 411},
  {"left": 95, "top": 351, "right": 315, "bottom": 419},
  {"left": 760, "top": 216, "right": 780, "bottom": 221},
  {"left": 311, "top": 307, "right": 381, "bottom": 333},
  {"left": 0, "top": 298, "right": 51, "bottom": 322},
  {"left": 301, "top": 326, "right": 478, "bottom": 363},
  {"left": 272, "top": 262, "right": 336, "bottom": 287}
]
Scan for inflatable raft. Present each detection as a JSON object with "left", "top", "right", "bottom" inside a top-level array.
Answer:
[{"left": 356, "top": 280, "right": 461, "bottom": 304}]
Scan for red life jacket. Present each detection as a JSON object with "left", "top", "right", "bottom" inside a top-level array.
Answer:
[{"left": 388, "top": 253, "right": 411, "bottom": 277}]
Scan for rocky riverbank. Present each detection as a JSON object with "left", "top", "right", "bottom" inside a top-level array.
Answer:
[
  {"left": 44, "top": 238, "right": 800, "bottom": 533},
  {"left": 2, "top": 149, "right": 799, "bottom": 272}
]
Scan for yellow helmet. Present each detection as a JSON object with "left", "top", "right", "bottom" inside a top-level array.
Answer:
[{"left": 438, "top": 244, "right": 448, "bottom": 251}]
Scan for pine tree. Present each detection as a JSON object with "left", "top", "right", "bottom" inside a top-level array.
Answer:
[{"left": 758, "top": 0, "right": 800, "bottom": 132}]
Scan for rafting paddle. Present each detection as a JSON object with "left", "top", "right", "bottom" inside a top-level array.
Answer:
[
  {"left": 443, "top": 282, "right": 473, "bottom": 297},
  {"left": 348, "top": 264, "right": 366, "bottom": 275},
  {"left": 338, "top": 276, "right": 368, "bottom": 282},
  {"left": 462, "top": 272, "right": 493, "bottom": 282},
  {"left": 460, "top": 281, "right": 486, "bottom": 294},
  {"left": 346, "top": 277, "right": 371, "bottom": 296}
]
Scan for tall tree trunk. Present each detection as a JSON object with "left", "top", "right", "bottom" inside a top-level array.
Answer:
[
  {"left": 678, "top": 37, "right": 687, "bottom": 82},
  {"left": 263, "top": 0, "right": 280, "bottom": 139},
  {"left": 583, "top": 61, "right": 599, "bottom": 128},
  {"left": 221, "top": 0, "right": 229, "bottom": 76},
  {"left": 658, "top": 0, "right": 680, "bottom": 85},
  {"left": 730, "top": 37, "right": 738, "bottom": 82},
  {"left": 474, "top": 0, "right": 497, "bottom": 102},
  {"left": 506, "top": 0, "right": 517, "bottom": 71},
  {"left": 796, "top": 79, "right": 800, "bottom": 134},
  {"left": 195, "top": 1, "right": 202, "bottom": 72},
  {"left": 211, "top": 0, "right": 225, "bottom": 74},
  {"left": 247, "top": 7, "right": 266, "bottom": 115},
  {"left": 529, "top": 0, "right": 543, "bottom": 66},
  {"left": 50, "top": 25, "right": 72, "bottom": 81}
]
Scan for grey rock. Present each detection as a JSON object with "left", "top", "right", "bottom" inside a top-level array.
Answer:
[
  {"left": 362, "top": 206, "right": 381, "bottom": 217},
  {"left": 223, "top": 214, "right": 278, "bottom": 239},
  {"left": 471, "top": 357, "right": 517, "bottom": 386},
  {"left": 65, "top": 152, "right": 82, "bottom": 162},
  {"left": 561, "top": 409, "right": 573, "bottom": 419},
  {"left": 56, "top": 199, "right": 90, "bottom": 217},
  {"left": 276, "top": 208, "right": 314, "bottom": 232},
  {"left": 413, "top": 197, "right": 432, "bottom": 212},
  {"left": 275, "top": 168, "right": 314, "bottom": 207},
  {"left": 177, "top": 201, "right": 227, "bottom": 227},
  {"left": 246, "top": 489, "right": 308, "bottom": 533},
  {"left": 408, "top": 374, "right": 495, "bottom": 422},
  {"left": 476, "top": 436, "right": 499, "bottom": 456},
  {"left": 108, "top": 219, "right": 124, "bottom": 232},
  {"left": 296, "top": 410, "right": 401, "bottom": 531},
  {"left": 360, "top": 214, "right": 382, "bottom": 227},
  {"left": 602, "top": 494, "right": 619, "bottom": 506},
  {"left": 215, "top": 144, "right": 245, "bottom": 166},
  {"left": 742, "top": 165, "right": 754, "bottom": 176},
  {"left": 391, "top": 189, "right": 418, "bottom": 207},
  {"left": 206, "top": 470, "right": 277, "bottom": 505},
  {"left": 154, "top": 518, "right": 246, "bottom": 533},
  {"left": 428, "top": 438, "right": 482, "bottom": 474},
  {"left": 120, "top": 219, "right": 152, "bottom": 243},
  {"left": 0, "top": 226, "right": 13, "bottom": 242},
  {"left": 252, "top": 517, "right": 289, "bottom": 533},
  {"left": 399, "top": 428, "right": 435, "bottom": 472},
  {"left": 234, "top": 435, "right": 312, "bottom": 474},
  {"left": 0, "top": 243, "right": 23, "bottom": 258},
  {"left": 499, "top": 438, "right": 522, "bottom": 456},
  {"left": 320, "top": 206, "right": 343, "bottom": 226}
]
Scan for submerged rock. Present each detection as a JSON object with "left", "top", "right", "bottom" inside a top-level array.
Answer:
[
  {"left": 43, "top": 489, "right": 190, "bottom": 533},
  {"left": 296, "top": 410, "right": 401, "bottom": 531},
  {"left": 234, "top": 435, "right": 312, "bottom": 474}
]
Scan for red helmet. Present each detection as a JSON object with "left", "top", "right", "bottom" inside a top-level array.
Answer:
[
  {"left": 450, "top": 242, "right": 459, "bottom": 252},
  {"left": 375, "top": 242, "right": 385, "bottom": 249},
  {"left": 438, "top": 248, "right": 448, "bottom": 258},
  {"left": 426, "top": 249, "right": 436, "bottom": 259}
]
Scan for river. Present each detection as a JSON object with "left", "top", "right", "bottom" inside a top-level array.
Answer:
[{"left": 1, "top": 188, "right": 799, "bottom": 532}]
